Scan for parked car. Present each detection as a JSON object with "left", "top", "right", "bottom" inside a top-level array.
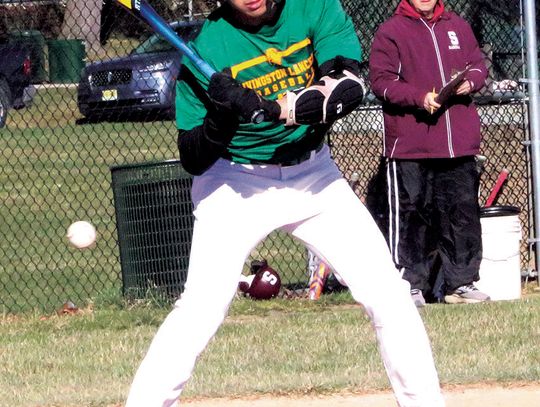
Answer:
[
  {"left": 77, "top": 20, "right": 203, "bottom": 121},
  {"left": 0, "top": 39, "right": 34, "bottom": 128}
]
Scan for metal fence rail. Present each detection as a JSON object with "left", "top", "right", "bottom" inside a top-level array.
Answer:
[{"left": 0, "top": 0, "right": 533, "bottom": 312}]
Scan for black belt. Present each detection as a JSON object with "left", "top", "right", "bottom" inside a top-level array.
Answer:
[
  {"left": 283, "top": 143, "right": 325, "bottom": 166},
  {"left": 249, "top": 142, "right": 325, "bottom": 167}
]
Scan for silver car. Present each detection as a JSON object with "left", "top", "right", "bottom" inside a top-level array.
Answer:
[{"left": 77, "top": 20, "right": 202, "bottom": 121}]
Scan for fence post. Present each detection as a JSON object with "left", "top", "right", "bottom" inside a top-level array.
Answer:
[{"left": 524, "top": 0, "right": 540, "bottom": 285}]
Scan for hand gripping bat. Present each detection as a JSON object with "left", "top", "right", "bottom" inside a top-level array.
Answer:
[{"left": 115, "top": 0, "right": 265, "bottom": 124}]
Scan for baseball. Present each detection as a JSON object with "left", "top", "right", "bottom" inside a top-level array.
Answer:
[{"left": 67, "top": 221, "right": 97, "bottom": 249}]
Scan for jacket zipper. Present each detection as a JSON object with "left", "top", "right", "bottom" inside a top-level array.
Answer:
[{"left": 422, "top": 20, "right": 455, "bottom": 158}]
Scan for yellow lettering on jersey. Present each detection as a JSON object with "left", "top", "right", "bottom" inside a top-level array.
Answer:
[
  {"left": 230, "top": 39, "right": 318, "bottom": 99},
  {"left": 242, "top": 56, "right": 314, "bottom": 93},
  {"left": 288, "top": 54, "right": 314, "bottom": 76}
]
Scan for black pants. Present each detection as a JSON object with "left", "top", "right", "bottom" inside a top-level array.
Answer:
[{"left": 386, "top": 157, "right": 482, "bottom": 298}]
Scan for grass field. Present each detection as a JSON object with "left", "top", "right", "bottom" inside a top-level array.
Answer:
[
  {"left": 1, "top": 290, "right": 539, "bottom": 406},
  {"left": 0, "top": 14, "right": 536, "bottom": 406}
]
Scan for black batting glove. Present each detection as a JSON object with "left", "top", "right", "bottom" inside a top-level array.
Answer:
[{"left": 208, "top": 70, "right": 280, "bottom": 123}]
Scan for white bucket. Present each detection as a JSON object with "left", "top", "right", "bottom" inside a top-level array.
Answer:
[{"left": 477, "top": 206, "right": 522, "bottom": 301}]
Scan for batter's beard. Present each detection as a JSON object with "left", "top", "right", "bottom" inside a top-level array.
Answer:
[{"left": 228, "top": 0, "right": 284, "bottom": 28}]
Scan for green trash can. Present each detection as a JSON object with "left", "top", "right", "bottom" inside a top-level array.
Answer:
[
  {"left": 47, "top": 39, "right": 86, "bottom": 84},
  {"left": 9, "top": 29, "right": 47, "bottom": 83},
  {"left": 110, "top": 160, "right": 194, "bottom": 300}
]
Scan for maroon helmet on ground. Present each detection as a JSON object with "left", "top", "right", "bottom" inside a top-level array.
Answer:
[{"left": 238, "top": 260, "right": 281, "bottom": 300}]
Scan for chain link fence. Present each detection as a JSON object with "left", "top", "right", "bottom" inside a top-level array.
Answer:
[{"left": 0, "top": 0, "right": 533, "bottom": 312}]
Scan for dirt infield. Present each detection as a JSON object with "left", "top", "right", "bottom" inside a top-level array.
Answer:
[{"left": 184, "top": 383, "right": 540, "bottom": 406}]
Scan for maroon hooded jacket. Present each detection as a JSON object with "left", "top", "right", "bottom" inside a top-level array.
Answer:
[{"left": 369, "top": 0, "right": 488, "bottom": 159}]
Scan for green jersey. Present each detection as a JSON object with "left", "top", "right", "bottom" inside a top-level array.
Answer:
[{"left": 176, "top": 0, "right": 361, "bottom": 164}]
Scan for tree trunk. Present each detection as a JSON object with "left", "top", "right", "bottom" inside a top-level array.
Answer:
[{"left": 61, "top": 0, "right": 103, "bottom": 53}]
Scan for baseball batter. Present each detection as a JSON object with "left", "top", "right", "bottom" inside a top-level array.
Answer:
[{"left": 125, "top": 1, "right": 445, "bottom": 406}]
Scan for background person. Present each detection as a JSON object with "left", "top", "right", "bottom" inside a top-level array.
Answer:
[
  {"left": 369, "top": 0, "right": 489, "bottom": 307},
  {"left": 125, "top": 1, "right": 445, "bottom": 406}
]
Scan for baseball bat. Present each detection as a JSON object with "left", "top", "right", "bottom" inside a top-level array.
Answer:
[
  {"left": 309, "top": 261, "right": 330, "bottom": 300},
  {"left": 485, "top": 168, "right": 509, "bottom": 207},
  {"left": 114, "top": 0, "right": 265, "bottom": 123}
]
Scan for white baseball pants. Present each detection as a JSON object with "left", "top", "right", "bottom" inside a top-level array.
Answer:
[{"left": 125, "top": 145, "right": 445, "bottom": 407}]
